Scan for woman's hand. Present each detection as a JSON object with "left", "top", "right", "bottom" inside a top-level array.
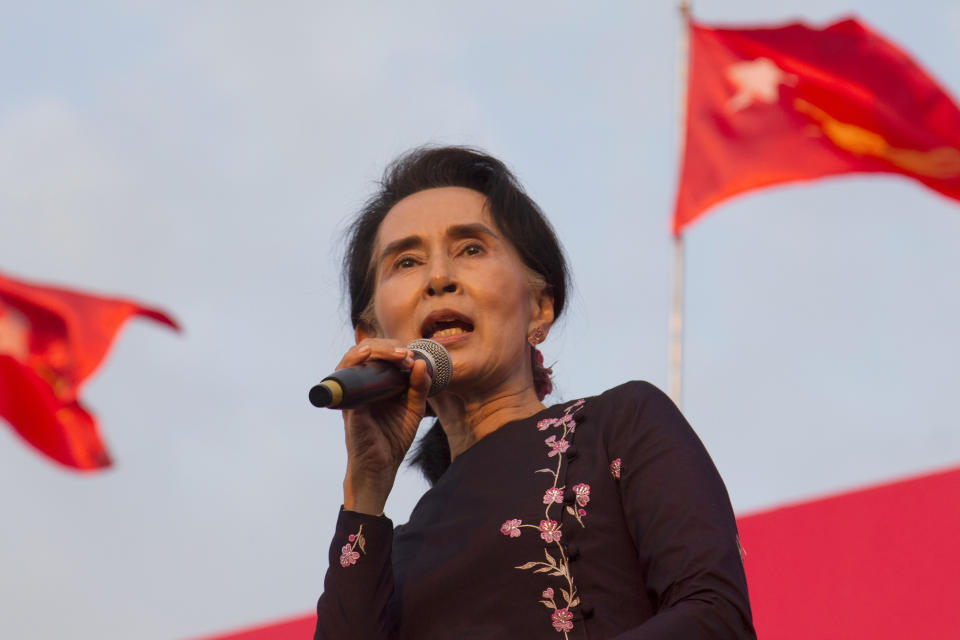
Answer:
[{"left": 338, "top": 339, "right": 433, "bottom": 516}]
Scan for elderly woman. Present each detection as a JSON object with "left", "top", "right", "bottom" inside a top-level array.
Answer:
[{"left": 314, "top": 147, "right": 754, "bottom": 639}]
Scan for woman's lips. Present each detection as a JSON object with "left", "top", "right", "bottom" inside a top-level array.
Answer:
[{"left": 420, "top": 309, "right": 475, "bottom": 341}]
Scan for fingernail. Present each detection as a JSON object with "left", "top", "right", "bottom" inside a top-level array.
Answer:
[
  {"left": 358, "top": 344, "right": 371, "bottom": 353},
  {"left": 394, "top": 347, "right": 409, "bottom": 355}
]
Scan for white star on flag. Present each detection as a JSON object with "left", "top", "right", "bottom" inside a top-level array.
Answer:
[{"left": 725, "top": 57, "right": 798, "bottom": 112}]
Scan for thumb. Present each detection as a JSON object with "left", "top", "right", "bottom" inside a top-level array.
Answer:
[{"left": 406, "top": 358, "right": 432, "bottom": 404}]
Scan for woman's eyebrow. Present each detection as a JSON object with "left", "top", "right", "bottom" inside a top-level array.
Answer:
[
  {"left": 445, "top": 223, "right": 500, "bottom": 241},
  {"left": 378, "top": 235, "right": 423, "bottom": 265}
]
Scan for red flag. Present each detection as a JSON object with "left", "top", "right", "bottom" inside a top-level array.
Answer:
[
  {"left": 193, "top": 614, "right": 317, "bottom": 640},
  {"left": 738, "top": 465, "right": 960, "bottom": 639},
  {"left": 673, "top": 17, "right": 960, "bottom": 235},
  {"left": 0, "top": 271, "right": 179, "bottom": 471}
]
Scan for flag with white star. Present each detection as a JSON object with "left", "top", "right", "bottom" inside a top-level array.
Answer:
[{"left": 673, "top": 17, "right": 960, "bottom": 235}]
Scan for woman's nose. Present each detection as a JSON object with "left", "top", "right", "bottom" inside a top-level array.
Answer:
[{"left": 425, "top": 263, "right": 458, "bottom": 297}]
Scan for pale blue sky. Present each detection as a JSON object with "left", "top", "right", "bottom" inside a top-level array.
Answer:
[{"left": 1, "top": 2, "right": 959, "bottom": 638}]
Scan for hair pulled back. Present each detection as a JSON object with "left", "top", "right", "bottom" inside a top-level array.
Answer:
[{"left": 342, "top": 146, "right": 569, "bottom": 484}]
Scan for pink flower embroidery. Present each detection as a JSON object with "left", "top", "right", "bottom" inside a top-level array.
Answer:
[
  {"left": 500, "top": 519, "right": 522, "bottom": 538},
  {"left": 545, "top": 435, "right": 570, "bottom": 457},
  {"left": 543, "top": 487, "right": 564, "bottom": 504},
  {"left": 610, "top": 458, "right": 622, "bottom": 479},
  {"left": 539, "top": 519, "right": 562, "bottom": 543},
  {"left": 537, "top": 417, "right": 560, "bottom": 431},
  {"left": 340, "top": 525, "right": 365, "bottom": 567},
  {"left": 339, "top": 544, "right": 360, "bottom": 567},
  {"left": 551, "top": 608, "right": 574, "bottom": 632},
  {"left": 506, "top": 398, "right": 588, "bottom": 637},
  {"left": 571, "top": 483, "right": 590, "bottom": 507}
]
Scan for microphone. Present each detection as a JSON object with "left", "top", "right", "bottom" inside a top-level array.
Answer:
[{"left": 308, "top": 338, "right": 452, "bottom": 409}]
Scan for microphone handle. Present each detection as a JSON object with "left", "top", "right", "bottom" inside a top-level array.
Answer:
[
  {"left": 310, "top": 361, "right": 407, "bottom": 409},
  {"left": 309, "top": 342, "right": 446, "bottom": 409}
]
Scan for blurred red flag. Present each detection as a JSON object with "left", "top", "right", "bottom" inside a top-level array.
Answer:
[
  {"left": 0, "top": 271, "right": 179, "bottom": 471},
  {"left": 738, "top": 464, "right": 960, "bottom": 639},
  {"left": 673, "top": 17, "right": 960, "bottom": 235}
]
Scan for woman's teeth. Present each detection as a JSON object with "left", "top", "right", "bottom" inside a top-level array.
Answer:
[{"left": 432, "top": 327, "right": 467, "bottom": 338}]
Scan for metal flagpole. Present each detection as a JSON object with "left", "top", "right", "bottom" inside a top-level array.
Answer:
[
  {"left": 668, "top": 235, "right": 684, "bottom": 406},
  {"left": 668, "top": 0, "right": 691, "bottom": 407}
]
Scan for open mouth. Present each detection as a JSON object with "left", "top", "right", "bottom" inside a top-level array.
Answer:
[{"left": 421, "top": 311, "right": 475, "bottom": 340}]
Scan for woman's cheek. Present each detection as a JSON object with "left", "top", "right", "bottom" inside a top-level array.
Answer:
[{"left": 374, "top": 284, "right": 415, "bottom": 338}]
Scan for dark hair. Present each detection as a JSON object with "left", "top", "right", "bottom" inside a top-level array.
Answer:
[{"left": 342, "top": 145, "right": 569, "bottom": 484}]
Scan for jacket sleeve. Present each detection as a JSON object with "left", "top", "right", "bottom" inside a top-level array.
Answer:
[
  {"left": 610, "top": 382, "right": 756, "bottom": 640},
  {"left": 314, "top": 507, "right": 397, "bottom": 640}
]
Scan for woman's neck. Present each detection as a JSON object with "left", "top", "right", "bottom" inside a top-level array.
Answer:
[{"left": 429, "top": 384, "right": 546, "bottom": 460}]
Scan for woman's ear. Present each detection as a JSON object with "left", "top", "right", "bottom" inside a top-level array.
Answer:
[{"left": 529, "top": 289, "right": 555, "bottom": 339}]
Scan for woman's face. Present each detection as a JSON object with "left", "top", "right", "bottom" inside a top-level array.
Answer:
[{"left": 362, "top": 186, "right": 553, "bottom": 396}]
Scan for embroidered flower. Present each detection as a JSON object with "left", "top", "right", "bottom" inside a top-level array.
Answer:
[
  {"left": 551, "top": 608, "right": 574, "bottom": 633},
  {"left": 339, "top": 525, "right": 365, "bottom": 567},
  {"left": 505, "top": 398, "right": 588, "bottom": 637},
  {"left": 545, "top": 435, "right": 570, "bottom": 457},
  {"left": 539, "top": 519, "right": 562, "bottom": 543},
  {"left": 537, "top": 417, "right": 560, "bottom": 431},
  {"left": 339, "top": 545, "right": 360, "bottom": 567},
  {"left": 500, "top": 519, "right": 522, "bottom": 538},
  {"left": 610, "top": 458, "right": 622, "bottom": 479},
  {"left": 571, "top": 483, "right": 590, "bottom": 507},
  {"left": 543, "top": 487, "right": 564, "bottom": 504}
]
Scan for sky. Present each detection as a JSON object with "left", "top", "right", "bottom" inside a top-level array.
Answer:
[{"left": 1, "top": 2, "right": 959, "bottom": 638}]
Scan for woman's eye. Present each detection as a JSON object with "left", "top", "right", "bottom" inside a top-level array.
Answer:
[
  {"left": 462, "top": 243, "right": 483, "bottom": 256},
  {"left": 395, "top": 256, "right": 417, "bottom": 269}
]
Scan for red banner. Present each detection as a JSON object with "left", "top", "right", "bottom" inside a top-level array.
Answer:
[
  {"left": 0, "top": 271, "right": 178, "bottom": 470},
  {"left": 674, "top": 17, "right": 960, "bottom": 235},
  {"left": 739, "top": 465, "right": 960, "bottom": 639}
]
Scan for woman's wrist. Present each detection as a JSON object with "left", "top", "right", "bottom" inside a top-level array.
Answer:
[
  {"left": 343, "top": 496, "right": 386, "bottom": 516},
  {"left": 343, "top": 474, "right": 393, "bottom": 516}
]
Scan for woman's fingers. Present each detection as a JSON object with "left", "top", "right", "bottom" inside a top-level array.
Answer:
[
  {"left": 336, "top": 338, "right": 414, "bottom": 370},
  {"left": 337, "top": 343, "right": 371, "bottom": 369},
  {"left": 406, "top": 359, "right": 432, "bottom": 399}
]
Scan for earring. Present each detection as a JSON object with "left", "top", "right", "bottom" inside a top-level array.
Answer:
[{"left": 528, "top": 327, "right": 546, "bottom": 346}]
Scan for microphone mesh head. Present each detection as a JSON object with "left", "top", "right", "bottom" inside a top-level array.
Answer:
[{"left": 407, "top": 339, "right": 452, "bottom": 396}]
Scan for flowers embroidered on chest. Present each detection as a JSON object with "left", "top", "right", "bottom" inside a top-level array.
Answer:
[
  {"left": 499, "top": 398, "right": 588, "bottom": 638},
  {"left": 609, "top": 457, "right": 622, "bottom": 480},
  {"left": 339, "top": 524, "right": 366, "bottom": 567}
]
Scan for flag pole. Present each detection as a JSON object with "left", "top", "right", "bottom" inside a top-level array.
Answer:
[{"left": 668, "top": 0, "right": 691, "bottom": 407}]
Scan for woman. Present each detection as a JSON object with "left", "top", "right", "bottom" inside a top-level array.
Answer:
[{"left": 315, "top": 147, "right": 755, "bottom": 639}]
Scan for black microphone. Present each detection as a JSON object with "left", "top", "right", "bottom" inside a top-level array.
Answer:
[{"left": 308, "top": 339, "right": 452, "bottom": 409}]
